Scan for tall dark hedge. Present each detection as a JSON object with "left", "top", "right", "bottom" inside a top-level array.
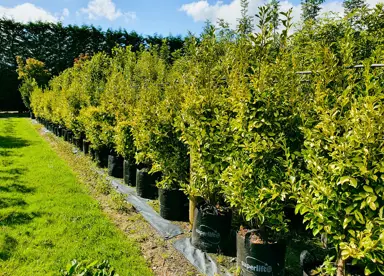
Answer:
[{"left": 0, "top": 19, "right": 184, "bottom": 111}]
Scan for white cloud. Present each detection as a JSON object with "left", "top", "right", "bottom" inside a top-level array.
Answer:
[
  {"left": 62, "top": 8, "right": 70, "bottom": 18},
  {"left": 80, "top": 0, "right": 136, "bottom": 22},
  {"left": 180, "top": 0, "right": 251, "bottom": 27},
  {"left": 320, "top": 1, "right": 344, "bottom": 16},
  {"left": 180, "top": 0, "right": 384, "bottom": 30},
  {"left": 57, "top": 8, "right": 70, "bottom": 21},
  {"left": 0, "top": 3, "right": 62, "bottom": 23}
]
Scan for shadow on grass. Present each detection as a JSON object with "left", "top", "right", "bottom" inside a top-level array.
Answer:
[
  {"left": 0, "top": 198, "right": 27, "bottom": 208},
  {"left": 0, "top": 183, "right": 35, "bottom": 194},
  {"left": 6, "top": 168, "right": 27, "bottom": 175},
  {"left": 0, "top": 211, "right": 40, "bottom": 226},
  {"left": 0, "top": 234, "right": 18, "bottom": 261},
  {"left": 0, "top": 167, "right": 34, "bottom": 194},
  {"left": 0, "top": 150, "right": 12, "bottom": 158},
  {"left": 0, "top": 135, "right": 30, "bottom": 149}
]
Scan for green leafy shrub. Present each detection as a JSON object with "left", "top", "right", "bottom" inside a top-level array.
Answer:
[
  {"left": 16, "top": 57, "right": 51, "bottom": 109},
  {"left": 175, "top": 23, "right": 235, "bottom": 204},
  {"left": 296, "top": 49, "right": 384, "bottom": 275},
  {"left": 220, "top": 7, "right": 302, "bottom": 238},
  {"left": 105, "top": 47, "right": 137, "bottom": 160},
  {"left": 130, "top": 44, "right": 190, "bottom": 189},
  {"left": 61, "top": 259, "right": 118, "bottom": 276},
  {"left": 77, "top": 53, "right": 112, "bottom": 146}
]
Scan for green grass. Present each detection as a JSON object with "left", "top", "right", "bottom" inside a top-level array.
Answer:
[{"left": 0, "top": 118, "right": 152, "bottom": 276}]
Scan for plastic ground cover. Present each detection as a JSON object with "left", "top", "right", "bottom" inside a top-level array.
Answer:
[{"left": 173, "top": 238, "right": 232, "bottom": 276}]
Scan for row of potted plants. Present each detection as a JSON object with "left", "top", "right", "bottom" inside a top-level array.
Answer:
[{"left": 27, "top": 4, "right": 384, "bottom": 275}]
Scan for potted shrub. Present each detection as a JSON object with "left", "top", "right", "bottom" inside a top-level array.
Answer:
[
  {"left": 101, "top": 49, "right": 139, "bottom": 179},
  {"left": 116, "top": 121, "right": 137, "bottom": 186},
  {"left": 107, "top": 47, "right": 139, "bottom": 186},
  {"left": 175, "top": 24, "right": 237, "bottom": 253},
  {"left": 296, "top": 47, "right": 384, "bottom": 275},
  {"left": 76, "top": 53, "right": 111, "bottom": 167},
  {"left": 79, "top": 106, "right": 110, "bottom": 167},
  {"left": 131, "top": 45, "right": 190, "bottom": 220},
  {"left": 129, "top": 48, "right": 172, "bottom": 200},
  {"left": 220, "top": 7, "right": 301, "bottom": 275}
]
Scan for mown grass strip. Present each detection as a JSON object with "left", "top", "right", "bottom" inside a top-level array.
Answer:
[{"left": 0, "top": 117, "right": 152, "bottom": 276}]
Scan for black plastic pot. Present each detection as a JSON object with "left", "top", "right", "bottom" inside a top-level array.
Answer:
[
  {"left": 72, "top": 137, "right": 78, "bottom": 146},
  {"left": 90, "top": 147, "right": 95, "bottom": 160},
  {"left": 108, "top": 154, "right": 124, "bottom": 178},
  {"left": 123, "top": 159, "right": 136, "bottom": 186},
  {"left": 83, "top": 140, "right": 90, "bottom": 155},
  {"left": 191, "top": 204, "right": 232, "bottom": 253},
  {"left": 75, "top": 138, "right": 83, "bottom": 149},
  {"left": 65, "top": 130, "right": 70, "bottom": 142},
  {"left": 57, "top": 126, "right": 63, "bottom": 137},
  {"left": 136, "top": 168, "right": 159, "bottom": 199},
  {"left": 237, "top": 231, "right": 286, "bottom": 276},
  {"left": 159, "top": 189, "right": 189, "bottom": 221},
  {"left": 94, "top": 147, "right": 109, "bottom": 168},
  {"left": 67, "top": 131, "right": 73, "bottom": 143}
]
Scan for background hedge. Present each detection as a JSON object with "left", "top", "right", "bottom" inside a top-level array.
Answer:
[{"left": 0, "top": 19, "right": 184, "bottom": 111}]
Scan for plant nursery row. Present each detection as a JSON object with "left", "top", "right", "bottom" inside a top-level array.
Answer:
[{"left": 27, "top": 5, "right": 384, "bottom": 276}]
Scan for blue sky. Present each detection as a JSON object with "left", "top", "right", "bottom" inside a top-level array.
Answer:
[
  {"left": 0, "top": 0, "right": 377, "bottom": 36},
  {"left": 0, "top": 0, "right": 211, "bottom": 35}
]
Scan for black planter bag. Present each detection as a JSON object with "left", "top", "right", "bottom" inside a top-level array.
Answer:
[
  {"left": 136, "top": 168, "right": 159, "bottom": 199},
  {"left": 57, "top": 126, "right": 63, "bottom": 137},
  {"left": 159, "top": 189, "right": 189, "bottom": 221},
  {"left": 108, "top": 154, "right": 124, "bottom": 178},
  {"left": 83, "top": 140, "right": 90, "bottom": 155},
  {"left": 62, "top": 129, "right": 67, "bottom": 141},
  {"left": 90, "top": 147, "right": 95, "bottom": 160},
  {"left": 67, "top": 131, "right": 73, "bottom": 143},
  {"left": 237, "top": 231, "right": 286, "bottom": 276},
  {"left": 94, "top": 147, "right": 109, "bottom": 168},
  {"left": 123, "top": 159, "right": 136, "bottom": 186},
  {"left": 76, "top": 138, "right": 83, "bottom": 149},
  {"left": 65, "top": 130, "right": 70, "bottom": 142},
  {"left": 191, "top": 204, "right": 232, "bottom": 254},
  {"left": 72, "top": 137, "right": 78, "bottom": 146}
]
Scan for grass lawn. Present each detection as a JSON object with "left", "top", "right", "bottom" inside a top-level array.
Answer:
[{"left": 0, "top": 117, "right": 152, "bottom": 276}]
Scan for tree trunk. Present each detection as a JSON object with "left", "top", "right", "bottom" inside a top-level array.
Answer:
[
  {"left": 189, "top": 196, "right": 196, "bottom": 229},
  {"left": 336, "top": 255, "right": 345, "bottom": 276},
  {"left": 188, "top": 153, "right": 196, "bottom": 230}
]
